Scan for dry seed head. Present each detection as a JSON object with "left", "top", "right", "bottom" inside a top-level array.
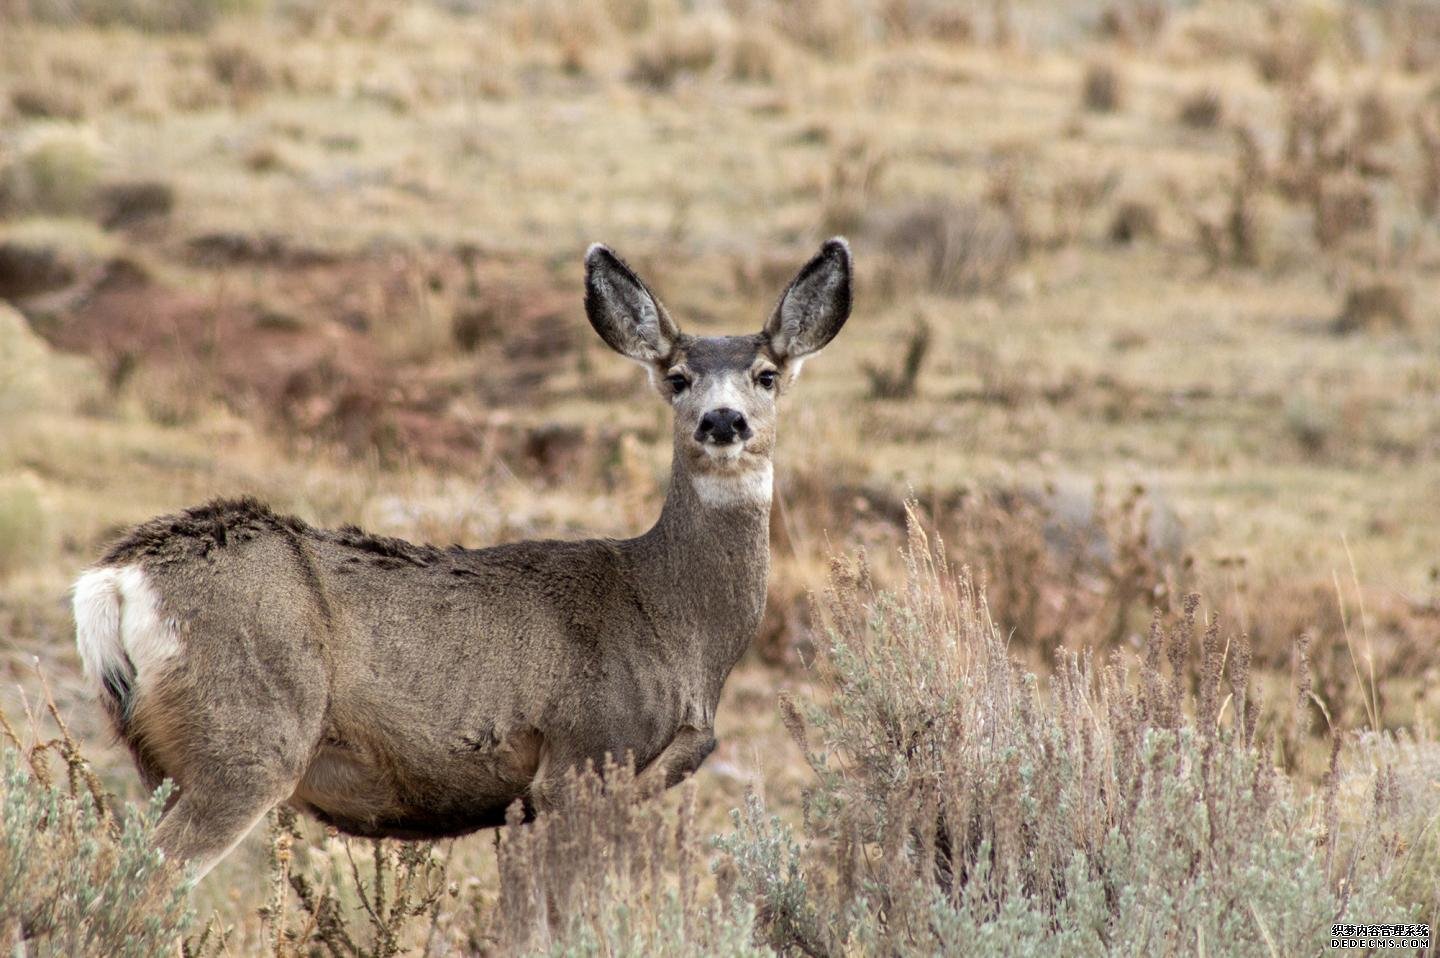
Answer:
[{"left": 778, "top": 690, "right": 809, "bottom": 754}]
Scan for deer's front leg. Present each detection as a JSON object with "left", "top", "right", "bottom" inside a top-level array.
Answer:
[{"left": 636, "top": 724, "right": 717, "bottom": 793}]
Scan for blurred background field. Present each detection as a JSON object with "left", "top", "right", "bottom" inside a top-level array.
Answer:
[{"left": 2, "top": 0, "right": 1439, "bottom": 952}]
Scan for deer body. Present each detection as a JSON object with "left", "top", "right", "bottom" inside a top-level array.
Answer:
[{"left": 73, "top": 239, "right": 851, "bottom": 878}]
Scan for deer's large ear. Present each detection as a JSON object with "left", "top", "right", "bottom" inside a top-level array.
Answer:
[
  {"left": 764, "top": 237, "right": 852, "bottom": 361},
  {"left": 585, "top": 244, "right": 680, "bottom": 363}
]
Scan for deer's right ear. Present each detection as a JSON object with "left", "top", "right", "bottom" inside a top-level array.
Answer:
[{"left": 584, "top": 244, "right": 680, "bottom": 364}]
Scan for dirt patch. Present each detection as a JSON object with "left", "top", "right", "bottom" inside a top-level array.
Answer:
[{"left": 29, "top": 245, "right": 582, "bottom": 469}]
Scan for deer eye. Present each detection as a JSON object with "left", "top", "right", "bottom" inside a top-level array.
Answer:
[
  {"left": 755, "top": 370, "right": 777, "bottom": 391},
  {"left": 666, "top": 373, "right": 690, "bottom": 393}
]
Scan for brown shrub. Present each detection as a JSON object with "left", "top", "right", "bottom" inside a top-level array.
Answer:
[
  {"left": 1354, "top": 87, "right": 1401, "bottom": 147},
  {"left": 873, "top": 199, "right": 1020, "bottom": 296},
  {"left": 1097, "top": 0, "right": 1168, "bottom": 45},
  {"left": 1234, "top": 123, "right": 1268, "bottom": 190},
  {"left": 729, "top": 26, "right": 783, "bottom": 83},
  {"left": 1108, "top": 199, "right": 1159, "bottom": 244},
  {"left": 95, "top": 180, "right": 175, "bottom": 230},
  {"left": 629, "top": 20, "right": 721, "bottom": 89},
  {"left": 1313, "top": 175, "right": 1376, "bottom": 250},
  {"left": 1081, "top": 61, "right": 1124, "bottom": 112},
  {"left": 10, "top": 83, "right": 84, "bottom": 121},
  {"left": 773, "top": 0, "right": 865, "bottom": 58},
  {"left": 862, "top": 318, "right": 931, "bottom": 399},
  {"left": 1414, "top": 109, "right": 1440, "bottom": 217},
  {"left": 819, "top": 139, "right": 889, "bottom": 235},
  {"left": 1279, "top": 87, "right": 1346, "bottom": 199},
  {"left": 1254, "top": 33, "right": 1318, "bottom": 86},
  {"left": 1227, "top": 184, "right": 1261, "bottom": 267},
  {"left": 1051, "top": 168, "right": 1122, "bottom": 245},
  {"left": 207, "top": 41, "right": 272, "bottom": 105},
  {"left": 1333, "top": 279, "right": 1413, "bottom": 334},
  {"left": 926, "top": 8, "right": 975, "bottom": 44},
  {"left": 1177, "top": 87, "right": 1224, "bottom": 129},
  {"left": 451, "top": 303, "right": 501, "bottom": 351}
]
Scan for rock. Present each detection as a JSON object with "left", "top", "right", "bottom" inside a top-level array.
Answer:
[
  {"left": 0, "top": 241, "right": 77, "bottom": 300},
  {"left": 97, "top": 180, "right": 175, "bottom": 229}
]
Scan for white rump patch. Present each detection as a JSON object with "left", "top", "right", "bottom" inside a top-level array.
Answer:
[
  {"left": 73, "top": 568, "right": 123, "bottom": 688},
  {"left": 691, "top": 462, "right": 773, "bottom": 509},
  {"left": 73, "top": 564, "right": 180, "bottom": 690}
]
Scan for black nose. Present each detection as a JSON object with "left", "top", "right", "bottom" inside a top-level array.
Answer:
[{"left": 696, "top": 408, "right": 751, "bottom": 444}]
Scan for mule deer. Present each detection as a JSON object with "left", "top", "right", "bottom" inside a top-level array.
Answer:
[{"left": 72, "top": 238, "right": 852, "bottom": 879}]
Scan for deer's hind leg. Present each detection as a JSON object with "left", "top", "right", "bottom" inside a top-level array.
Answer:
[
  {"left": 637, "top": 725, "right": 717, "bottom": 792},
  {"left": 133, "top": 640, "right": 328, "bottom": 881}
]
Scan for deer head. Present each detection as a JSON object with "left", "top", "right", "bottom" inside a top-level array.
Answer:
[{"left": 584, "top": 238, "right": 852, "bottom": 507}]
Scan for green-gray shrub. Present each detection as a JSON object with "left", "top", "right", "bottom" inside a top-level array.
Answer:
[
  {"left": 0, "top": 746, "right": 192, "bottom": 955},
  {"left": 719, "top": 513, "right": 1416, "bottom": 956},
  {"left": 0, "top": 126, "right": 105, "bottom": 218},
  {"left": 0, "top": 477, "right": 49, "bottom": 578}
]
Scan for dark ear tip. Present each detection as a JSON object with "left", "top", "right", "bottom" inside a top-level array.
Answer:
[
  {"left": 821, "top": 236, "right": 851, "bottom": 265},
  {"left": 585, "top": 243, "right": 616, "bottom": 270}
]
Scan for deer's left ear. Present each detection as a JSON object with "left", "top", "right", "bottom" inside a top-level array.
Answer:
[{"left": 764, "top": 237, "right": 852, "bottom": 361}]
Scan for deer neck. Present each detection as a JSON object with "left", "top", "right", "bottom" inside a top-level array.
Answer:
[{"left": 626, "top": 444, "right": 772, "bottom": 692}]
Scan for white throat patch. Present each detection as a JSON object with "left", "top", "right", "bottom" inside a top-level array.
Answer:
[{"left": 691, "top": 462, "right": 773, "bottom": 509}]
